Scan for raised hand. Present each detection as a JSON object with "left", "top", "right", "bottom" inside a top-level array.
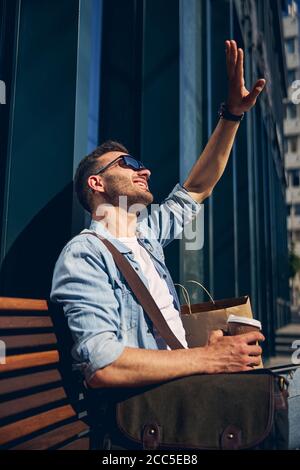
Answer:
[{"left": 225, "top": 40, "right": 266, "bottom": 115}]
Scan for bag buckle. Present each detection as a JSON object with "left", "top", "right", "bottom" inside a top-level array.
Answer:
[
  {"left": 278, "top": 375, "right": 289, "bottom": 391},
  {"left": 142, "top": 423, "right": 161, "bottom": 450}
]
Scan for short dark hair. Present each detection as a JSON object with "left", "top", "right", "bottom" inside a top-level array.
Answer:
[{"left": 74, "top": 140, "right": 128, "bottom": 213}]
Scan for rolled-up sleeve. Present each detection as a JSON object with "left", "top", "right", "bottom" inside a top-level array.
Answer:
[
  {"left": 50, "top": 239, "right": 125, "bottom": 381},
  {"left": 144, "top": 183, "right": 202, "bottom": 246}
]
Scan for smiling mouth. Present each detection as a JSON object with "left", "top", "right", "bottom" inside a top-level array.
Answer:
[{"left": 134, "top": 181, "right": 148, "bottom": 190}]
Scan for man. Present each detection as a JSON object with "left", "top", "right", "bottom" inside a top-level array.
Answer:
[{"left": 50, "top": 40, "right": 266, "bottom": 389}]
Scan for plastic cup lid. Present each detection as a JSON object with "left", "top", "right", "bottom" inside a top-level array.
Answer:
[{"left": 227, "top": 314, "right": 262, "bottom": 329}]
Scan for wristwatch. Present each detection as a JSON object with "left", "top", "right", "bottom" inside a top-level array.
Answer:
[{"left": 218, "top": 102, "right": 244, "bottom": 122}]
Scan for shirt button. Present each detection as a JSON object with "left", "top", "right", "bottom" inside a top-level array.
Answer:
[
  {"left": 135, "top": 266, "right": 139, "bottom": 271},
  {"left": 148, "top": 247, "right": 153, "bottom": 252},
  {"left": 163, "top": 274, "right": 167, "bottom": 279}
]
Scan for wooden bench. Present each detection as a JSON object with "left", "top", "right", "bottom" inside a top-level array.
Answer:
[{"left": 0, "top": 297, "right": 91, "bottom": 450}]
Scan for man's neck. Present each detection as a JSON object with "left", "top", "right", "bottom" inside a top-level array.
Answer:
[{"left": 92, "top": 204, "right": 138, "bottom": 238}]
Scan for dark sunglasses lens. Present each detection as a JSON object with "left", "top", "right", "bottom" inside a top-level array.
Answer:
[{"left": 123, "top": 156, "right": 145, "bottom": 170}]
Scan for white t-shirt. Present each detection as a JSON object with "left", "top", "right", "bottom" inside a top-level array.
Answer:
[{"left": 117, "top": 236, "right": 188, "bottom": 350}]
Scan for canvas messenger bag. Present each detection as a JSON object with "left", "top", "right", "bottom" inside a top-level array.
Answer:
[{"left": 82, "top": 232, "right": 289, "bottom": 450}]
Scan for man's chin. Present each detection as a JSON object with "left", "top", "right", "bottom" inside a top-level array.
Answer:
[
  {"left": 104, "top": 185, "right": 154, "bottom": 208},
  {"left": 127, "top": 191, "right": 154, "bottom": 207}
]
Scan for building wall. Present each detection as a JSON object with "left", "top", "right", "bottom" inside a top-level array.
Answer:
[
  {"left": 283, "top": 0, "right": 300, "bottom": 318},
  {"left": 180, "top": 0, "right": 289, "bottom": 355},
  {"left": 0, "top": 0, "right": 103, "bottom": 298},
  {"left": 0, "top": 0, "right": 290, "bottom": 357}
]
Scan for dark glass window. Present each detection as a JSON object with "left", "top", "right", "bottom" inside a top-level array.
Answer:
[
  {"left": 286, "top": 103, "right": 297, "bottom": 119},
  {"left": 286, "top": 38, "right": 295, "bottom": 54},
  {"left": 288, "top": 69, "right": 296, "bottom": 84},
  {"left": 295, "top": 230, "right": 300, "bottom": 241},
  {"left": 289, "top": 136, "right": 298, "bottom": 153},
  {"left": 289, "top": 169, "right": 300, "bottom": 186}
]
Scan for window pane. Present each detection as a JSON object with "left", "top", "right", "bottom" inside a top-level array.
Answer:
[
  {"left": 289, "top": 136, "right": 298, "bottom": 152},
  {"left": 288, "top": 69, "right": 296, "bottom": 84},
  {"left": 289, "top": 169, "right": 300, "bottom": 186},
  {"left": 293, "top": 172, "right": 300, "bottom": 186},
  {"left": 295, "top": 230, "right": 300, "bottom": 241},
  {"left": 294, "top": 204, "right": 300, "bottom": 215},
  {"left": 286, "top": 38, "right": 295, "bottom": 54},
  {"left": 287, "top": 103, "right": 297, "bottom": 119}
]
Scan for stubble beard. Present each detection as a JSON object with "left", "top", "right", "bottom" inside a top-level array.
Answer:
[{"left": 101, "top": 174, "right": 154, "bottom": 210}]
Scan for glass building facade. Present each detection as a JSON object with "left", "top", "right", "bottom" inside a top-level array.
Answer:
[{"left": 0, "top": 0, "right": 290, "bottom": 358}]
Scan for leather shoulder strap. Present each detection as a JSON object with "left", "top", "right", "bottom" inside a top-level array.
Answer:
[{"left": 79, "top": 231, "right": 185, "bottom": 350}]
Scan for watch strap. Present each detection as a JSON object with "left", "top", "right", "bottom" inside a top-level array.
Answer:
[{"left": 218, "top": 102, "right": 244, "bottom": 122}]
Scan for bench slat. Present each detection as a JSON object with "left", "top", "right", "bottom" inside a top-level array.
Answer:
[
  {"left": 0, "top": 297, "right": 90, "bottom": 449},
  {"left": 0, "top": 386, "right": 67, "bottom": 419},
  {"left": 0, "top": 350, "right": 59, "bottom": 373},
  {"left": 3, "top": 333, "right": 57, "bottom": 350},
  {"left": 59, "top": 436, "right": 90, "bottom": 450},
  {"left": 0, "top": 297, "right": 48, "bottom": 311},
  {"left": 0, "top": 404, "right": 77, "bottom": 446},
  {"left": 0, "top": 316, "right": 53, "bottom": 328},
  {"left": 0, "top": 369, "right": 62, "bottom": 395},
  {"left": 11, "top": 420, "right": 89, "bottom": 450}
]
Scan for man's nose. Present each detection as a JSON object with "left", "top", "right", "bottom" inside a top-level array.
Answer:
[{"left": 137, "top": 167, "right": 151, "bottom": 180}]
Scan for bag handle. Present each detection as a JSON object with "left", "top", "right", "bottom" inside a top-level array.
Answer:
[
  {"left": 176, "top": 280, "right": 216, "bottom": 315},
  {"left": 187, "top": 280, "right": 216, "bottom": 304},
  {"left": 174, "top": 283, "right": 192, "bottom": 315},
  {"left": 179, "top": 281, "right": 247, "bottom": 322},
  {"left": 79, "top": 231, "right": 185, "bottom": 350}
]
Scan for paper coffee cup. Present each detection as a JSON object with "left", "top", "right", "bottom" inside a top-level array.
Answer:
[
  {"left": 227, "top": 315, "right": 263, "bottom": 368},
  {"left": 227, "top": 315, "right": 262, "bottom": 337}
]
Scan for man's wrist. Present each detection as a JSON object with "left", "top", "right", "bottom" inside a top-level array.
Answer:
[
  {"left": 190, "top": 346, "right": 212, "bottom": 374},
  {"left": 218, "top": 102, "right": 244, "bottom": 122},
  {"left": 227, "top": 105, "right": 243, "bottom": 115}
]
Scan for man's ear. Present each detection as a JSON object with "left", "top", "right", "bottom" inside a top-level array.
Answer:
[{"left": 87, "top": 174, "right": 105, "bottom": 193}]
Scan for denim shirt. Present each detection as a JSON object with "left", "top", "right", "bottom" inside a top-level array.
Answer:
[{"left": 50, "top": 183, "right": 202, "bottom": 381}]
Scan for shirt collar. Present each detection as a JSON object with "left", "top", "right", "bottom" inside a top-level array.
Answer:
[{"left": 88, "top": 219, "right": 143, "bottom": 254}]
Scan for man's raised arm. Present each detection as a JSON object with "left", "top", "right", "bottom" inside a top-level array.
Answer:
[{"left": 183, "top": 40, "right": 266, "bottom": 203}]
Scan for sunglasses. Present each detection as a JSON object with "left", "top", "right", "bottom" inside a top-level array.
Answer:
[{"left": 94, "top": 155, "right": 148, "bottom": 175}]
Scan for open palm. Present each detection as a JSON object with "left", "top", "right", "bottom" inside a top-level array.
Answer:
[{"left": 225, "top": 40, "right": 266, "bottom": 115}]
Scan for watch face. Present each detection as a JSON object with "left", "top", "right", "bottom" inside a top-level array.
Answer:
[{"left": 218, "top": 104, "right": 225, "bottom": 116}]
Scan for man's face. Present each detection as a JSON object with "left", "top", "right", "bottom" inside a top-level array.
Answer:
[{"left": 94, "top": 151, "right": 154, "bottom": 208}]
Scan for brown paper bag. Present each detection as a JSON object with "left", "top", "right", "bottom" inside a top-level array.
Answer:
[
  {"left": 180, "top": 295, "right": 253, "bottom": 347},
  {"left": 177, "top": 282, "right": 263, "bottom": 368}
]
